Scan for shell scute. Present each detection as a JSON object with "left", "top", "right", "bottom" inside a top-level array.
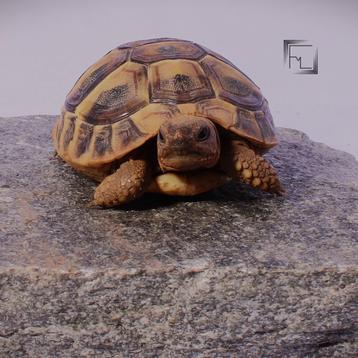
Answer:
[
  {"left": 75, "top": 122, "right": 94, "bottom": 158},
  {"left": 254, "top": 108, "right": 276, "bottom": 144},
  {"left": 63, "top": 115, "right": 76, "bottom": 151},
  {"left": 149, "top": 60, "right": 215, "bottom": 104},
  {"left": 112, "top": 118, "right": 145, "bottom": 150},
  {"left": 117, "top": 37, "right": 181, "bottom": 49},
  {"left": 201, "top": 55, "right": 263, "bottom": 110},
  {"left": 94, "top": 125, "right": 113, "bottom": 157},
  {"left": 131, "top": 41, "right": 205, "bottom": 64},
  {"left": 76, "top": 62, "right": 149, "bottom": 125},
  {"left": 65, "top": 48, "right": 128, "bottom": 112},
  {"left": 235, "top": 108, "right": 263, "bottom": 143}
]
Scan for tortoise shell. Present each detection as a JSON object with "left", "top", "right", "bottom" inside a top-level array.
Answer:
[{"left": 53, "top": 38, "right": 277, "bottom": 168}]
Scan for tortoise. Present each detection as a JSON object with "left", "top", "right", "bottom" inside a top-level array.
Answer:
[{"left": 52, "top": 38, "right": 285, "bottom": 207}]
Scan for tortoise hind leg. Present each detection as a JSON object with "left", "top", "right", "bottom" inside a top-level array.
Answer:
[
  {"left": 93, "top": 154, "right": 152, "bottom": 207},
  {"left": 220, "top": 139, "right": 285, "bottom": 195}
]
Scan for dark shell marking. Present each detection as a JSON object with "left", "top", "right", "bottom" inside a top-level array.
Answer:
[
  {"left": 201, "top": 57, "right": 263, "bottom": 110},
  {"left": 172, "top": 74, "right": 196, "bottom": 93},
  {"left": 262, "top": 100, "right": 275, "bottom": 127},
  {"left": 88, "top": 84, "right": 130, "bottom": 121},
  {"left": 255, "top": 111, "right": 276, "bottom": 141},
  {"left": 197, "top": 44, "right": 259, "bottom": 86},
  {"left": 85, "top": 65, "right": 148, "bottom": 125},
  {"left": 56, "top": 117, "right": 64, "bottom": 145},
  {"left": 222, "top": 76, "right": 252, "bottom": 96},
  {"left": 131, "top": 41, "right": 205, "bottom": 64},
  {"left": 158, "top": 74, "right": 200, "bottom": 96},
  {"left": 94, "top": 125, "right": 113, "bottom": 156},
  {"left": 98, "top": 84, "right": 129, "bottom": 105},
  {"left": 65, "top": 49, "right": 128, "bottom": 112},
  {"left": 117, "top": 37, "right": 183, "bottom": 49},
  {"left": 150, "top": 61, "right": 215, "bottom": 104},
  {"left": 76, "top": 122, "right": 94, "bottom": 157},
  {"left": 151, "top": 74, "right": 214, "bottom": 103},
  {"left": 157, "top": 45, "right": 183, "bottom": 56},
  {"left": 219, "top": 76, "right": 262, "bottom": 109},
  {"left": 63, "top": 116, "right": 76, "bottom": 150},
  {"left": 236, "top": 109, "right": 263, "bottom": 141},
  {"left": 196, "top": 44, "right": 238, "bottom": 69},
  {"left": 114, "top": 118, "right": 145, "bottom": 148}
]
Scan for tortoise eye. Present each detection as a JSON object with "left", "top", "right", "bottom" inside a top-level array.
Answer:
[
  {"left": 158, "top": 130, "right": 165, "bottom": 143},
  {"left": 197, "top": 126, "right": 210, "bottom": 141}
]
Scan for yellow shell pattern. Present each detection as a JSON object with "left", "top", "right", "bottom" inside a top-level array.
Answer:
[{"left": 53, "top": 38, "right": 277, "bottom": 169}]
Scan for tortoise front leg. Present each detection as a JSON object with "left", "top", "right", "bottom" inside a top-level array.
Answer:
[
  {"left": 93, "top": 153, "right": 152, "bottom": 207},
  {"left": 220, "top": 139, "right": 285, "bottom": 195}
]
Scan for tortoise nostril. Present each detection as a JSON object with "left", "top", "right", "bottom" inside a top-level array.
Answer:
[
  {"left": 197, "top": 126, "right": 210, "bottom": 142},
  {"left": 158, "top": 130, "right": 165, "bottom": 143}
]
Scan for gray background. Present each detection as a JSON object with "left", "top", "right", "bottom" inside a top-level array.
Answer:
[{"left": 1, "top": 0, "right": 357, "bottom": 158}]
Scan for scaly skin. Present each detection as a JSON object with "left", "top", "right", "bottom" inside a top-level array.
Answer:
[
  {"left": 220, "top": 139, "right": 285, "bottom": 195},
  {"left": 93, "top": 155, "right": 152, "bottom": 207}
]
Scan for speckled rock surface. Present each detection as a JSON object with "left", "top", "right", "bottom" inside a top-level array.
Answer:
[{"left": 0, "top": 115, "right": 357, "bottom": 357}]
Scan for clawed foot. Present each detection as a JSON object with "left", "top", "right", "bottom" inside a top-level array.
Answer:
[{"left": 221, "top": 140, "right": 286, "bottom": 195}]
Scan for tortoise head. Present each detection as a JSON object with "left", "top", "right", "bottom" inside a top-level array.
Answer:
[{"left": 157, "top": 115, "right": 220, "bottom": 172}]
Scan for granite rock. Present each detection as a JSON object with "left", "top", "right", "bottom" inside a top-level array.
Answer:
[{"left": 0, "top": 115, "right": 357, "bottom": 357}]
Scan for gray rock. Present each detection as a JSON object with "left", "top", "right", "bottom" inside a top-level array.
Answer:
[{"left": 0, "top": 115, "right": 357, "bottom": 357}]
